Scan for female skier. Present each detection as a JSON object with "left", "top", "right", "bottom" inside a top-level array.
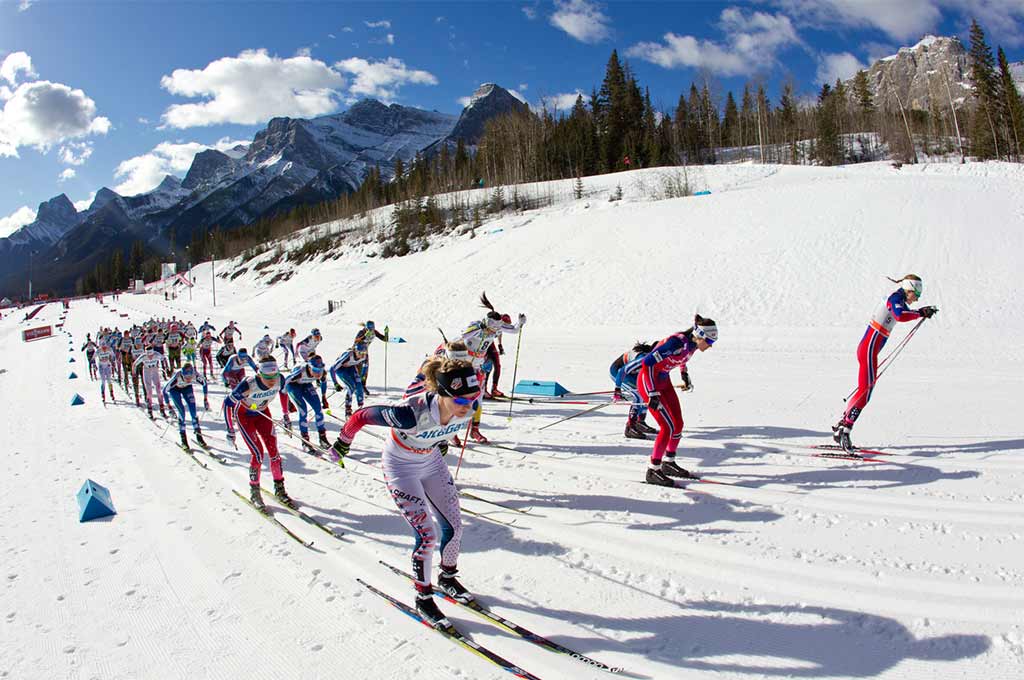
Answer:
[
  {"left": 610, "top": 341, "right": 657, "bottom": 439},
  {"left": 330, "top": 359, "right": 481, "bottom": 629},
  {"left": 162, "top": 363, "right": 210, "bottom": 449},
  {"left": 459, "top": 293, "right": 524, "bottom": 443},
  {"left": 637, "top": 315, "right": 717, "bottom": 486},
  {"left": 832, "top": 275, "right": 937, "bottom": 451},
  {"left": 223, "top": 355, "right": 296, "bottom": 511},
  {"left": 284, "top": 354, "right": 330, "bottom": 452}
]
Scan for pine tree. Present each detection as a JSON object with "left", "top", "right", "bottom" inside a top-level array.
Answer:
[
  {"left": 852, "top": 70, "right": 875, "bottom": 126},
  {"left": 740, "top": 84, "right": 754, "bottom": 147},
  {"left": 968, "top": 19, "right": 1001, "bottom": 159},
  {"left": 997, "top": 46, "right": 1024, "bottom": 159},
  {"left": 778, "top": 82, "right": 798, "bottom": 163},
  {"left": 722, "top": 91, "right": 739, "bottom": 148},
  {"left": 597, "top": 50, "right": 628, "bottom": 171},
  {"left": 673, "top": 93, "right": 690, "bottom": 162},
  {"left": 815, "top": 84, "right": 842, "bottom": 166}
]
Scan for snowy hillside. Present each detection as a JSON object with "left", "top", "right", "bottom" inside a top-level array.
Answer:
[{"left": 3, "top": 162, "right": 1023, "bottom": 680}]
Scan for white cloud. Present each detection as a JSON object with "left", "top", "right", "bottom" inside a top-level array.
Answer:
[
  {"left": 940, "top": 0, "right": 1024, "bottom": 47},
  {"left": 435, "top": 16, "right": 446, "bottom": 23},
  {"left": 137, "top": 116, "right": 150, "bottom": 124},
  {"left": 626, "top": 8, "right": 800, "bottom": 76},
  {"left": 0, "top": 205, "right": 36, "bottom": 238},
  {"left": 457, "top": 96, "right": 472, "bottom": 108},
  {"left": 386, "top": 33, "right": 395, "bottom": 45},
  {"left": 296, "top": 47, "right": 313, "bottom": 58},
  {"left": 522, "top": 6, "right": 537, "bottom": 20},
  {"left": 538, "top": 90, "right": 585, "bottom": 111},
  {"left": 73, "top": 192, "right": 96, "bottom": 212},
  {"left": 328, "top": 33, "right": 336, "bottom": 39},
  {"left": 59, "top": 140, "right": 93, "bottom": 166},
  {"left": 1, "top": 51, "right": 37, "bottom": 85},
  {"left": 519, "top": 83, "right": 529, "bottom": 91},
  {"left": 365, "top": 20, "right": 391, "bottom": 29},
  {"left": 58, "top": 168, "right": 76, "bottom": 181},
  {"left": 774, "top": 0, "right": 942, "bottom": 41},
  {"left": 0, "top": 80, "right": 111, "bottom": 157},
  {"left": 159, "top": 49, "right": 346, "bottom": 128},
  {"left": 508, "top": 89, "right": 528, "bottom": 104},
  {"left": 18, "top": 0, "right": 34, "bottom": 12},
  {"left": 341, "top": 26, "right": 353, "bottom": 32},
  {"left": 817, "top": 52, "right": 868, "bottom": 85},
  {"left": 550, "top": 0, "right": 611, "bottom": 43},
  {"left": 334, "top": 57, "right": 438, "bottom": 103},
  {"left": 113, "top": 137, "right": 250, "bottom": 197}
]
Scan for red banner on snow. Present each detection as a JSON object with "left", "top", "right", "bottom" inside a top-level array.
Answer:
[{"left": 22, "top": 325, "right": 53, "bottom": 342}]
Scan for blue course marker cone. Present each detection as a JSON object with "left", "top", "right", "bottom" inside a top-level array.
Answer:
[
  {"left": 69, "top": 372, "right": 78, "bottom": 379},
  {"left": 71, "top": 394, "right": 85, "bottom": 406},
  {"left": 68, "top": 357, "right": 75, "bottom": 363}
]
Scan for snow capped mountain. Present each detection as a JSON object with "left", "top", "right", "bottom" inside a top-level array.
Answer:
[
  {"left": 5, "top": 194, "right": 78, "bottom": 248},
  {"left": 856, "top": 35, "right": 971, "bottom": 110},
  {"left": 424, "top": 83, "right": 530, "bottom": 158}
]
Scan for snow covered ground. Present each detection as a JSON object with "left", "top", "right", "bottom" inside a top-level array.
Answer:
[{"left": 2, "top": 161, "right": 1023, "bottom": 680}]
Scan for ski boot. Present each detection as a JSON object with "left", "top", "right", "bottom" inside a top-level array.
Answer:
[
  {"left": 179, "top": 432, "right": 190, "bottom": 449},
  {"left": 637, "top": 418, "right": 659, "bottom": 435},
  {"left": 318, "top": 429, "right": 330, "bottom": 450},
  {"left": 273, "top": 479, "right": 297, "bottom": 509},
  {"left": 482, "top": 389, "right": 495, "bottom": 401},
  {"left": 344, "top": 403, "right": 353, "bottom": 418},
  {"left": 415, "top": 585, "right": 454, "bottom": 631},
  {"left": 438, "top": 566, "right": 475, "bottom": 604},
  {"left": 490, "top": 388, "right": 506, "bottom": 399},
  {"left": 282, "top": 415, "right": 292, "bottom": 432},
  {"left": 452, "top": 435, "right": 462, "bottom": 448},
  {"left": 624, "top": 420, "right": 647, "bottom": 439},
  {"left": 193, "top": 430, "right": 209, "bottom": 449},
  {"left": 249, "top": 485, "right": 267, "bottom": 513},
  {"left": 147, "top": 405, "right": 154, "bottom": 420},
  {"left": 362, "top": 382, "right": 372, "bottom": 397},
  {"left": 645, "top": 465, "right": 675, "bottom": 487},
  {"left": 160, "top": 404, "right": 168, "bottom": 419},
  {"left": 832, "top": 420, "right": 855, "bottom": 452},
  {"left": 661, "top": 459, "right": 694, "bottom": 479},
  {"left": 469, "top": 423, "right": 488, "bottom": 444},
  {"left": 301, "top": 437, "right": 317, "bottom": 455}
]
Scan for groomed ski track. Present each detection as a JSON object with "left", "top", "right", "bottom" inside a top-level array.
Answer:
[{"left": 2, "top": 161, "right": 1023, "bottom": 679}]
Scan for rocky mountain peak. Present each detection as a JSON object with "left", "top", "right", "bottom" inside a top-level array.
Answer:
[
  {"left": 35, "top": 194, "right": 77, "bottom": 225},
  {"left": 183, "top": 149, "right": 234, "bottom": 190},
  {"left": 853, "top": 35, "right": 970, "bottom": 110},
  {"left": 449, "top": 83, "right": 529, "bottom": 145}
]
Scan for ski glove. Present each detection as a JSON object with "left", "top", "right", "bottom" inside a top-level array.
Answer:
[
  {"left": 679, "top": 372, "right": 693, "bottom": 392},
  {"left": 332, "top": 439, "right": 350, "bottom": 459},
  {"left": 647, "top": 394, "right": 661, "bottom": 411},
  {"left": 919, "top": 306, "right": 938, "bottom": 319},
  {"left": 438, "top": 441, "right": 449, "bottom": 457},
  {"left": 613, "top": 387, "right": 624, "bottom": 402},
  {"left": 518, "top": 313, "right": 527, "bottom": 327}
]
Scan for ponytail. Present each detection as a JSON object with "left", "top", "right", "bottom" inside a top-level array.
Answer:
[{"left": 887, "top": 273, "right": 921, "bottom": 284}]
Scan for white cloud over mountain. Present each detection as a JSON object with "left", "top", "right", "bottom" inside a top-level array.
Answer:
[{"left": 113, "top": 137, "right": 250, "bottom": 197}]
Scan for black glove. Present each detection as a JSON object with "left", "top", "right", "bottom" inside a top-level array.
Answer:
[
  {"left": 613, "top": 387, "right": 623, "bottom": 401},
  {"left": 648, "top": 393, "right": 661, "bottom": 411},
  {"left": 680, "top": 371, "right": 693, "bottom": 392},
  {"left": 919, "top": 306, "right": 938, "bottom": 319},
  {"left": 438, "top": 441, "right": 449, "bottom": 457},
  {"left": 332, "top": 439, "right": 350, "bottom": 458}
]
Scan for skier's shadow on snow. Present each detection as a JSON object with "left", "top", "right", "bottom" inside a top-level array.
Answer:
[
  {"left": 487, "top": 591, "right": 989, "bottom": 676},
  {"left": 885, "top": 437, "right": 1024, "bottom": 457},
  {"left": 458, "top": 482, "right": 783, "bottom": 533}
]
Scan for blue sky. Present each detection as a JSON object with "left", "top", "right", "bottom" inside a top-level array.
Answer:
[{"left": 2, "top": 0, "right": 1023, "bottom": 236}]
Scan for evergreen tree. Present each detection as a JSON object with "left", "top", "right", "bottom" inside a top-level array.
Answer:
[
  {"left": 968, "top": 19, "right": 1001, "bottom": 159},
  {"left": 852, "top": 69, "right": 875, "bottom": 125},
  {"left": 641, "top": 87, "right": 659, "bottom": 166},
  {"left": 722, "top": 91, "right": 740, "bottom": 148},
  {"left": 673, "top": 93, "right": 690, "bottom": 161},
  {"left": 597, "top": 50, "right": 628, "bottom": 171},
  {"left": 778, "top": 82, "right": 798, "bottom": 163},
  {"left": 740, "top": 84, "right": 754, "bottom": 147},
  {"left": 815, "top": 84, "right": 842, "bottom": 165},
  {"left": 997, "top": 46, "right": 1024, "bottom": 159}
]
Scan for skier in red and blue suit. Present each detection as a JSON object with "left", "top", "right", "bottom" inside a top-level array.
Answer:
[
  {"left": 832, "top": 275, "right": 937, "bottom": 450},
  {"left": 633, "top": 315, "right": 717, "bottom": 486}
]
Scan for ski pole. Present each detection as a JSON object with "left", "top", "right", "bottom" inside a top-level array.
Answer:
[
  {"left": 844, "top": 317, "right": 927, "bottom": 402},
  {"left": 454, "top": 426, "right": 471, "bottom": 479},
  {"left": 537, "top": 401, "right": 612, "bottom": 431},
  {"left": 383, "top": 325, "right": 389, "bottom": 396},
  {"left": 506, "top": 325, "right": 524, "bottom": 422}
]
